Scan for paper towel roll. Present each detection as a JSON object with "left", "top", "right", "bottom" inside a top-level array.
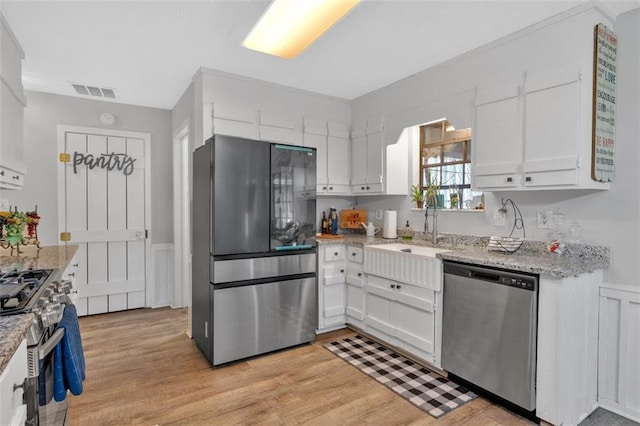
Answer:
[{"left": 383, "top": 210, "right": 397, "bottom": 239}]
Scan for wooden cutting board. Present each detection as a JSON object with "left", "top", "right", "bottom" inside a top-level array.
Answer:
[{"left": 339, "top": 209, "right": 367, "bottom": 229}]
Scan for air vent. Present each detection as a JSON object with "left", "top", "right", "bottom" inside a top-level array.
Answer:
[{"left": 71, "top": 83, "right": 117, "bottom": 99}]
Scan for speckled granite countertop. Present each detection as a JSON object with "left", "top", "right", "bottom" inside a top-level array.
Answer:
[
  {"left": 0, "top": 244, "right": 78, "bottom": 273},
  {"left": 317, "top": 234, "right": 610, "bottom": 278},
  {"left": 0, "top": 245, "right": 79, "bottom": 374},
  {"left": 0, "top": 314, "right": 34, "bottom": 373}
]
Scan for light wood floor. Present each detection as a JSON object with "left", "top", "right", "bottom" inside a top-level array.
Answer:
[{"left": 67, "top": 307, "right": 533, "bottom": 425}]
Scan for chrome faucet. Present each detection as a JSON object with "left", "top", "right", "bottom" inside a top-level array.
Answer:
[{"left": 424, "top": 204, "right": 438, "bottom": 244}]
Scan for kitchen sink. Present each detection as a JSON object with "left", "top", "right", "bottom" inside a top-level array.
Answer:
[
  {"left": 364, "top": 243, "right": 451, "bottom": 290},
  {"left": 366, "top": 243, "right": 451, "bottom": 258}
]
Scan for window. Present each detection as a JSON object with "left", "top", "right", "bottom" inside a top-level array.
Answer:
[{"left": 419, "top": 119, "right": 483, "bottom": 210}]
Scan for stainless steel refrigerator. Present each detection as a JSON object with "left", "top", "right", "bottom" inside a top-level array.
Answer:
[{"left": 192, "top": 135, "right": 317, "bottom": 365}]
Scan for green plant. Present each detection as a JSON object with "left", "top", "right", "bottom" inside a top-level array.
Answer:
[
  {"left": 425, "top": 172, "right": 441, "bottom": 207},
  {"left": 410, "top": 185, "right": 425, "bottom": 204}
]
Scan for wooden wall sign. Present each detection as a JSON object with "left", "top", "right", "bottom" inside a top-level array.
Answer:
[{"left": 591, "top": 23, "right": 617, "bottom": 182}]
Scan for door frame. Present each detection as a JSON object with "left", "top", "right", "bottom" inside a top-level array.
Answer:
[
  {"left": 172, "top": 118, "right": 191, "bottom": 309},
  {"left": 56, "top": 125, "right": 152, "bottom": 308}
]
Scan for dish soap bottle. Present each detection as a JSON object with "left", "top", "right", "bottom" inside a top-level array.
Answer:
[{"left": 401, "top": 220, "right": 413, "bottom": 241}]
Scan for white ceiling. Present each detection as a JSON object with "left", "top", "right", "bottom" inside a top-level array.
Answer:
[{"left": 1, "top": 0, "right": 638, "bottom": 110}]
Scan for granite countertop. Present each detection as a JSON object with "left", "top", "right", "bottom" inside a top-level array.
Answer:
[
  {"left": 0, "top": 245, "right": 79, "bottom": 374},
  {"left": 0, "top": 244, "right": 78, "bottom": 273},
  {"left": 0, "top": 314, "right": 34, "bottom": 373},
  {"left": 317, "top": 233, "right": 610, "bottom": 278}
]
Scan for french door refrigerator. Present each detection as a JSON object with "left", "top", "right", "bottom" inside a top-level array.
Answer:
[{"left": 192, "top": 135, "right": 317, "bottom": 365}]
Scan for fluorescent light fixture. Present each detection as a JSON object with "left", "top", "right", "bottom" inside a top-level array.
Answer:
[{"left": 243, "top": 0, "right": 360, "bottom": 59}]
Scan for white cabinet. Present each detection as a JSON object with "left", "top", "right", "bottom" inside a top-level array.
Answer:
[
  {"left": 345, "top": 245, "right": 365, "bottom": 329},
  {"left": 258, "top": 111, "right": 302, "bottom": 146},
  {"left": 0, "top": 339, "right": 27, "bottom": 426},
  {"left": 211, "top": 102, "right": 258, "bottom": 140},
  {"left": 317, "top": 244, "right": 346, "bottom": 332},
  {"left": 536, "top": 270, "right": 602, "bottom": 425},
  {"left": 0, "top": 13, "right": 26, "bottom": 190},
  {"left": 351, "top": 117, "right": 384, "bottom": 194},
  {"left": 303, "top": 119, "right": 351, "bottom": 195},
  {"left": 365, "top": 274, "right": 438, "bottom": 365},
  {"left": 62, "top": 252, "right": 81, "bottom": 312},
  {"left": 473, "top": 66, "right": 609, "bottom": 191}
]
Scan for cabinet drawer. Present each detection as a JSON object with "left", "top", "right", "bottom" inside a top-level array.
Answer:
[
  {"left": 323, "top": 245, "right": 345, "bottom": 261},
  {"left": 346, "top": 246, "right": 363, "bottom": 263},
  {"left": 323, "top": 264, "right": 345, "bottom": 285}
]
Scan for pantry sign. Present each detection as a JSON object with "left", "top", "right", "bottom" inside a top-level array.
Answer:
[
  {"left": 60, "top": 151, "right": 137, "bottom": 176},
  {"left": 592, "top": 23, "right": 617, "bottom": 183}
]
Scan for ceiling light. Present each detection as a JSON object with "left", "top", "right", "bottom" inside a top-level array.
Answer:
[{"left": 243, "top": 0, "right": 360, "bottom": 59}]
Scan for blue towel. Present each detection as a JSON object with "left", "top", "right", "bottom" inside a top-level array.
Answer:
[{"left": 53, "top": 304, "right": 86, "bottom": 401}]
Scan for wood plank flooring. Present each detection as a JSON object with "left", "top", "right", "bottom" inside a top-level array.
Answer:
[{"left": 67, "top": 307, "right": 534, "bottom": 425}]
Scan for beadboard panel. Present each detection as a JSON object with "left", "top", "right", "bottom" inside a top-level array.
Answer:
[{"left": 598, "top": 285, "right": 640, "bottom": 423}]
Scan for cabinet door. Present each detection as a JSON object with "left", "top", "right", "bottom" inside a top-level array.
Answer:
[
  {"left": 472, "top": 85, "right": 520, "bottom": 190},
  {"left": 0, "top": 81, "right": 26, "bottom": 181},
  {"left": 327, "top": 122, "right": 351, "bottom": 193},
  {"left": 321, "top": 263, "right": 346, "bottom": 328},
  {"left": 364, "top": 275, "right": 396, "bottom": 343},
  {"left": 350, "top": 130, "right": 368, "bottom": 190},
  {"left": 0, "top": 340, "right": 27, "bottom": 426},
  {"left": 366, "top": 128, "right": 384, "bottom": 190},
  {"left": 392, "top": 285, "right": 436, "bottom": 363},
  {"left": 259, "top": 111, "right": 301, "bottom": 146},
  {"left": 303, "top": 129, "right": 328, "bottom": 190},
  {"left": 345, "top": 261, "right": 365, "bottom": 327},
  {"left": 212, "top": 103, "right": 258, "bottom": 139},
  {"left": 523, "top": 70, "right": 580, "bottom": 187}
]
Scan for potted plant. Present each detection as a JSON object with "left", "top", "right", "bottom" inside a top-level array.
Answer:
[
  {"left": 425, "top": 173, "right": 441, "bottom": 209},
  {"left": 410, "top": 185, "right": 425, "bottom": 209}
]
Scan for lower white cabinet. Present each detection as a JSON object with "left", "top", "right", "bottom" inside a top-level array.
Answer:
[
  {"left": 364, "top": 274, "right": 439, "bottom": 365},
  {"left": 0, "top": 339, "right": 27, "bottom": 426},
  {"left": 345, "top": 246, "right": 365, "bottom": 329},
  {"left": 317, "top": 244, "right": 346, "bottom": 332}
]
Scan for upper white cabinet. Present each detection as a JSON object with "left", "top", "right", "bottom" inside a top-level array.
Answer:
[
  {"left": 351, "top": 117, "right": 384, "bottom": 194},
  {"left": 473, "top": 66, "right": 609, "bottom": 191},
  {"left": 211, "top": 102, "right": 258, "bottom": 140},
  {"left": 258, "top": 111, "right": 302, "bottom": 146},
  {"left": 303, "top": 118, "right": 351, "bottom": 195},
  {"left": 0, "top": 13, "right": 26, "bottom": 190}
]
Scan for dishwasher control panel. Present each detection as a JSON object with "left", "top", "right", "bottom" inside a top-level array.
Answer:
[{"left": 500, "top": 276, "right": 535, "bottom": 290}]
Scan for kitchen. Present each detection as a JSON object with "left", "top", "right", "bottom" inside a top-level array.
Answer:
[{"left": 1, "top": 1, "right": 639, "bottom": 425}]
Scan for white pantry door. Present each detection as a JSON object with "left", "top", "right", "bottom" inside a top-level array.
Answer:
[{"left": 57, "top": 126, "right": 151, "bottom": 316}]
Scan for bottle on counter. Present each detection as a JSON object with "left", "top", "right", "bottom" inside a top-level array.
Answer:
[
  {"left": 330, "top": 207, "right": 338, "bottom": 235},
  {"left": 321, "top": 211, "right": 328, "bottom": 234}
]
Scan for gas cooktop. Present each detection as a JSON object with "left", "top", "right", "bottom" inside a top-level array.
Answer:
[{"left": 0, "top": 269, "right": 53, "bottom": 314}]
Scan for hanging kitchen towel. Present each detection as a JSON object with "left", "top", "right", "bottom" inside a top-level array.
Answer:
[{"left": 53, "top": 304, "right": 86, "bottom": 401}]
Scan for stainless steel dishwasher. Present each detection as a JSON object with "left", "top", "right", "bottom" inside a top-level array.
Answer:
[{"left": 441, "top": 260, "right": 538, "bottom": 417}]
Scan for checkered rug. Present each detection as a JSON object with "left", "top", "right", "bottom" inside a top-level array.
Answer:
[{"left": 324, "top": 335, "right": 477, "bottom": 418}]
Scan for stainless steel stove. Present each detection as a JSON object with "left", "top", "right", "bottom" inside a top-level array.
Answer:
[{"left": 0, "top": 267, "right": 76, "bottom": 426}]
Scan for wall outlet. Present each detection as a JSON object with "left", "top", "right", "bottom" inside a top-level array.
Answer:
[
  {"left": 537, "top": 211, "right": 553, "bottom": 229},
  {"left": 0, "top": 199, "right": 9, "bottom": 211},
  {"left": 375, "top": 209, "right": 383, "bottom": 220},
  {"left": 493, "top": 209, "right": 506, "bottom": 227}
]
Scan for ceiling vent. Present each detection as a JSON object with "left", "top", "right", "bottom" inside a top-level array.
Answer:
[{"left": 72, "top": 83, "right": 116, "bottom": 99}]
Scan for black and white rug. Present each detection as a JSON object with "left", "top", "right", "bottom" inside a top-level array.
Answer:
[{"left": 325, "top": 335, "right": 477, "bottom": 419}]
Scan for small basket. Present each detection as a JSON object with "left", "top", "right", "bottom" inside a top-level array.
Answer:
[{"left": 487, "top": 236, "right": 524, "bottom": 253}]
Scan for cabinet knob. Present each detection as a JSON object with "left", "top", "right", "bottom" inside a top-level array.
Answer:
[
  {"left": 73, "top": 263, "right": 79, "bottom": 267},
  {"left": 329, "top": 186, "right": 334, "bottom": 190},
  {"left": 12, "top": 175, "right": 20, "bottom": 180},
  {"left": 322, "top": 186, "right": 327, "bottom": 190},
  {"left": 397, "top": 284, "right": 402, "bottom": 290},
  {"left": 366, "top": 186, "right": 370, "bottom": 190},
  {"left": 357, "top": 273, "right": 362, "bottom": 277},
  {"left": 13, "top": 379, "right": 26, "bottom": 392},
  {"left": 340, "top": 269, "right": 344, "bottom": 273},
  {"left": 334, "top": 252, "right": 338, "bottom": 256},
  {"left": 0, "top": 170, "right": 4, "bottom": 176},
  {"left": 351, "top": 252, "right": 356, "bottom": 256},
  {"left": 390, "top": 284, "right": 396, "bottom": 289},
  {"left": 525, "top": 176, "right": 532, "bottom": 182},
  {"left": 361, "top": 186, "right": 365, "bottom": 190},
  {"left": 506, "top": 177, "right": 513, "bottom": 183},
  {"left": 68, "top": 272, "right": 75, "bottom": 277}
]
